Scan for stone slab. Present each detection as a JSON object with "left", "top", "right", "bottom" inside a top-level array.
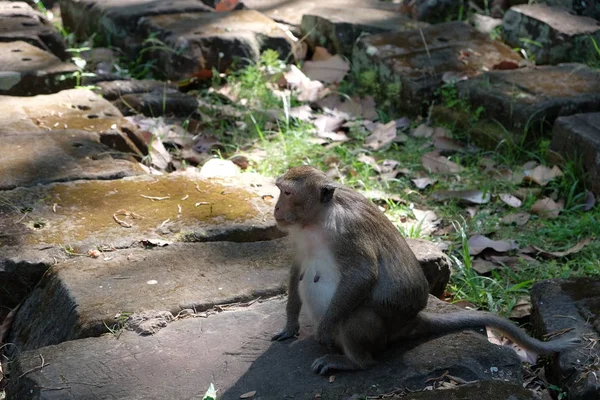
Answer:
[
  {"left": 0, "top": 41, "right": 77, "bottom": 96},
  {"left": 405, "top": 381, "right": 536, "bottom": 400},
  {"left": 0, "top": 89, "right": 143, "bottom": 155},
  {"left": 544, "top": 0, "right": 600, "bottom": 20},
  {"left": 0, "top": 129, "right": 144, "bottom": 190},
  {"left": 352, "top": 21, "right": 525, "bottom": 112},
  {"left": 531, "top": 279, "right": 600, "bottom": 400},
  {"left": 6, "top": 297, "right": 523, "bottom": 400},
  {"left": 503, "top": 4, "right": 600, "bottom": 65},
  {"left": 301, "top": 7, "right": 427, "bottom": 57},
  {"left": 0, "top": 171, "right": 282, "bottom": 251},
  {"left": 137, "top": 10, "right": 296, "bottom": 80},
  {"left": 551, "top": 113, "right": 600, "bottom": 195},
  {"left": 95, "top": 79, "right": 179, "bottom": 101},
  {"left": 58, "top": 0, "right": 213, "bottom": 42},
  {"left": 457, "top": 63, "right": 600, "bottom": 136},
  {"left": 0, "top": 1, "right": 68, "bottom": 59},
  {"left": 113, "top": 88, "right": 200, "bottom": 117}
]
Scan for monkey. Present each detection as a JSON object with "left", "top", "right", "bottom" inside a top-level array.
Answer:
[{"left": 271, "top": 165, "right": 580, "bottom": 375}]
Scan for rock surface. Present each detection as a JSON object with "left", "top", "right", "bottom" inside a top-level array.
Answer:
[
  {"left": 531, "top": 279, "right": 600, "bottom": 400},
  {"left": 0, "top": 129, "right": 144, "bottom": 190},
  {"left": 0, "top": 40, "right": 77, "bottom": 96},
  {"left": 353, "top": 21, "right": 525, "bottom": 112},
  {"left": 503, "top": 4, "right": 600, "bottom": 65},
  {"left": 6, "top": 297, "right": 523, "bottom": 400},
  {"left": 551, "top": 113, "right": 600, "bottom": 195}
]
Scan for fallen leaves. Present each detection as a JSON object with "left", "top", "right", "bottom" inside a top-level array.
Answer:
[
  {"left": 468, "top": 235, "right": 518, "bottom": 256},
  {"left": 364, "top": 121, "right": 397, "bottom": 151},
  {"left": 499, "top": 193, "right": 522, "bottom": 208},
  {"left": 523, "top": 164, "right": 563, "bottom": 186},
  {"left": 432, "top": 189, "right": 491, "bottom": 205},
  {"left": 501, "top": 212, "right": 531, "bottom": 226},
  {"left": 531, "top": 197, "right": 563, "bottom": 219},
  {"left": 522, "top": 238, "right": 592, "bottom": 259},
  {"left": 302, "top": 54, "right": 350, "bottom": 84},
  {"left": 421, "top": 151, "right": 464, "bottom": 174}
]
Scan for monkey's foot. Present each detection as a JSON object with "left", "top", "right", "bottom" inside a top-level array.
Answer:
[
  {"left": 311, "top": 354, "right": 362, "bottom": 375},
  {"left": 271, "top": 325, "right": 299, "bottom": 341}
]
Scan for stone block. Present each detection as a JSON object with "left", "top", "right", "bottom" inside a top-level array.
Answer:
[
  {"left": 544, "top": 0, "right": 600, "bottom": 21},
  {"left": 503, "top": 4, "right": 600, "bottom": 65},
  {"left": 137, "top": 10, "right": 297, "bottom": 80},
  {"left": 0, "top": 1, "right": 68, "bottom": 59},
  {"left": 551, "top": 113, "right": 600, "bottom": 195},
  {"left": 301, "top": 7, "right": 427, "bottom": 57},
  {"left": 0, "top": 41, "right": 77, "bottom": 96},
  {"left": 457, "top": 63, "right": 600, "bottom": 136},
  {"left": 353, "top": 21, "right": 525, "bottom": 112},
  {"left": 6, "top": 297, "right": 523, "bottom": 399},
  {"left": 531, "top": 279, "right": 600, "bottom": 400},
  {"left": 58, "top": 0, "right": 212, "bottom": 43},
  {"left": 0, "top": 89, "right": 143, "bottom": 155},
  {"left": 0, "top": 129, "right": 144, "bottom": 190}
]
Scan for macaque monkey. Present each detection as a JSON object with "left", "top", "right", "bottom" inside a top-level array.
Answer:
[{"left": 271, "top": 166, "right": 579, "bottom": 375}]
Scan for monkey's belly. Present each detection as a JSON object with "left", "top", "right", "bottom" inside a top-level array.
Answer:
[{"left": 298, "top": 253, "right": 340, "bottom": 324}]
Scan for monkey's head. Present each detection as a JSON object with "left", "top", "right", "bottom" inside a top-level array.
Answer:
[{"left": 274, "top": 166, "right": 336, "bottom": 229}]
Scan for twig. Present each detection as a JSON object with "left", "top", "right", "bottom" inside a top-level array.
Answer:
[{"left": 18, "top": 354, "right": 48, "bottom": 378}]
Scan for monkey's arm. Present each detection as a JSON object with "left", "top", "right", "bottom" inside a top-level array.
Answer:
[
  {"left": 316, "top": 258, "right": 376, "bottom": 346},
  {"left": 272, "top": 262, "right": 302, "bottom": 341}
]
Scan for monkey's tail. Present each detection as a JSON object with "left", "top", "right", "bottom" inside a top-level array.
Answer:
[{"left": 413, "top": 311, "right": 580, "bottom": 355}]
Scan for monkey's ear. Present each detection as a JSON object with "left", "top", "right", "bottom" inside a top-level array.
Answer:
[{"left": 320, "top": 184, "right": 336, "bottom": 203}]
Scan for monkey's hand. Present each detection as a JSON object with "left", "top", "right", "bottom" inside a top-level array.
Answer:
[{"left": 271, "top": 321, "right": 299, "bottom": 341}]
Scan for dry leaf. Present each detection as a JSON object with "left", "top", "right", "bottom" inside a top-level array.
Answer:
[
  {"left": 412, "top": 177, "right": 437, "bottom": 190},
  {"left": 499, "top": 193, "right": 522, "bottom": 208},
  {"left": 513, "top": 187, "right": 542, "bottom": 200},
  {"left": 509, "top": 297, "right": 531, "bottom": 319},
  {"left": 364, "top": 121, "right": 397, "bottom": 151},
  {"left": 288, "top": 105, "right": 314, "bottom": 121},
  {"left": 492, "top": 60, "right": 520, "bottom": 70},
  {"left": 472, "top": 258, "right": 499, "bottom": 274},
  {"left": 421, "top": 151, "right": 464, "bottom": 174},
  {"left": 318, "top": 131, "right": 350, "bottom": 142},
  {"left": 240, "top": 391, "right": 257, "bottom": 399},
  {"left": 433, "top": 136, "right": 464, "bottom": 153},
  {"left": 523, "top": 165, "right": 563, "bottom": 186},
  {"left": 583, "top": 190, "right": 595, "bottom": 211},
  {"left": 311, "top": 46, "right": 333, "bottom": 61},
  {"left": 486, "top": 327, "right": 538, "bottom": 364},
  {"left": 357, "top": 154, "right": 380, "bottom": 172},
  {"left": 432, "top": 189, "right": 490, "bottom": 204},
  {"left": 313, "top": 114, "right": 345, "bottom": 134},
  {"left": 329, "top": 375, "right": 336, "bottom": 383},
  {"left": 411, "top": 123, "right": 434, "bottom": 138},
  {"left": 501, "top": 212, "right": 530, "bottom": 226},
  {"left": 468, "top": 235, "right": 518, "bottom": 256},
  {"left": 215, "top": 0, "right": 239, "bottom": 11},
  {"left": 528, "top": 238, "right": 592, "bottom": 259},
  {"left": 400, "top": 209, "right": 440, "bottom": 236},
  {"left": 302, "top": 55, "right": 350, "bottom": 84},
  {"left": 531, "top": 197, "right": 563, "bottom": 219}
]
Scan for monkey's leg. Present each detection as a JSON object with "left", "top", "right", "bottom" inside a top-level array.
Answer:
[{"left": 312, "top": 308, "right": 385, "bottom": 375}]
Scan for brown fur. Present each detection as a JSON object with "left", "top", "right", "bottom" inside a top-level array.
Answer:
[{"left": 272, "top": 166, "right": 579, "bottom": 375}]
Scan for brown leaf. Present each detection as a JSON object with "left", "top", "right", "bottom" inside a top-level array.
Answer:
[
  {"left": 302, "top": 55, "right": 350, "bottom": 84},
  {"left": 336, "top": 96, "right": 378, "bottom": 120},
  {"left": 313, "top": 114, "right": 345, "bottom": 135},
  {"left": 288, "top": 105, "right": 314, "bottom": 121},
  {"left": 508, "top": 297, "right": 531, "bottom": 319},
  {"left": 529, "top": 238, "right": 593, "bottom": 259},
  {"left": 364, "top": 121, "right": 397, "bottom": 151},
  {"left": 421, "top": 151, "right": 464, "bottom": 174},
  {"left": 329, "top": 375, "right": 336, "bottom": 383},
  {"left": 523, "top": 165, "right": 563, "bottom": 186},
  {"left": 412, "top": 177, "right": 437, "bottom": 190},
  {"left": 411, "top": 123, "right": 434, "bottom": 138},
  {"left": 513, "top": 187, "right": 542, "bottom": 200},
  {"left": 357, "top": 154, "right": 380, "bottom": 172},
  {"left": 499, "top": 193, "right": 522, "bottom": 208},
  {"left": 311, "top": 46, "right": 333, "bottom": 61},
  {"left": 432, "top": 189, "right": 490, "bottom": 204},
  {"left": 433, "top": 136, "right": 464, "bottom": 153},
  {"left": 501, "top": 212, "right": 530, "bottom": 226},
  {"left": 318, "top": 131, "right": 350, "bottom": 142},
  {"left": 472, "top": 258, "right": 499, "bottom": 274},
  {"left": 531, "top": 197, "right": 563, "bottom": 219},
  {"left": 468, "top": 235, "right": 518, "bottom": 256},
  {"left": 240, "top": 391, "right": 257, "bottom": 399}
]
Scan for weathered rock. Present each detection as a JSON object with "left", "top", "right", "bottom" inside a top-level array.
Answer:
[
  {"left": 6, "top": 297, "right": 522, "bottom": 400},
  {"left": 405, "top": 380, "right": 536, "bottom": 400},
  {"left": 408, "top": 238, "right": 450, "bottom": 298},
  {"left": 0, "top": 171, "right": 283, "bottom": 251},
  {"left": 0, "top": 1, "right": 68, "bottom": 59},
  {"left": 58, "top": 0, "right": 213, "bottom": 43},
  {"left": 551, "top": 113, "right": 600, "bottom": 195},
  {"left": 0, "top": 129, "right": 144, "bottom": 190},
  {"left": 352, "top": 21, "right": 525, "bottom": 112},
  {"left": 137, "top": 10, "right": 297, "bottom": 80},
  {"left": 0, "top": 89, "right": 143, "bottom": 155},
  {"left": 531, "top": 279, "right": 600, "bottom": 400},
  {"left": 113, "top": 88, "right": 200, "bottom": 117},
  {"left": 457, "top": 63, "right": 600, "bottom": 136},
  {"left": 503, "top": 4, "right": 600, "bottom": 65},
  {"left": 0, "top": 41, "right": 77, "bottom": 96},
  {"left": 544, "top": 0, "right": 600, "bottom": 21},
  {"left": 80, "top": 47, "right": 119, "bottom": 74},
  {"left": 301, "top": 7, "right": 427, "bottom": 57},
  {"left": 95, "top": 79, "right": 178, "bottom": 101}
]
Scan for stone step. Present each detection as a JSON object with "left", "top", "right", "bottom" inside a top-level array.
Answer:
[
  {"left": 301, "top": 7, "right": 428, "bottom": 57},
  {"left": 456, "top": 63, "right": 600, "bottom": 138},
  {"left": 5, "top": 296, "right": 523, "bottom": 400},
  {"left": 531, "top": 279, "right": 600, "bottom": 399},
  {"left": 551, "top": 113, "right": 600, "bottom": 195},
  {"left": 0, "top": 41, "right": 77, "bottom": 96},
  {"left": 0, "top": 89, "right": 144, "bottom": 155},
  {"left": 0, "top": 129, "right": 144, "bottom": 190},
  {"left": 352, "top": 21, "right": 525, "bottom": 112},
  {"left": 503, "top": 4, "right": 600, "bottom": 65},
  {"left": 0, "top": 1, "right": 68, "bottom": 60}
]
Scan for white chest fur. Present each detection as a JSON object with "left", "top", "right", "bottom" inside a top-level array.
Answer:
[{"left": 290, "top": 227, "right": 340, "bottom": 324}]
